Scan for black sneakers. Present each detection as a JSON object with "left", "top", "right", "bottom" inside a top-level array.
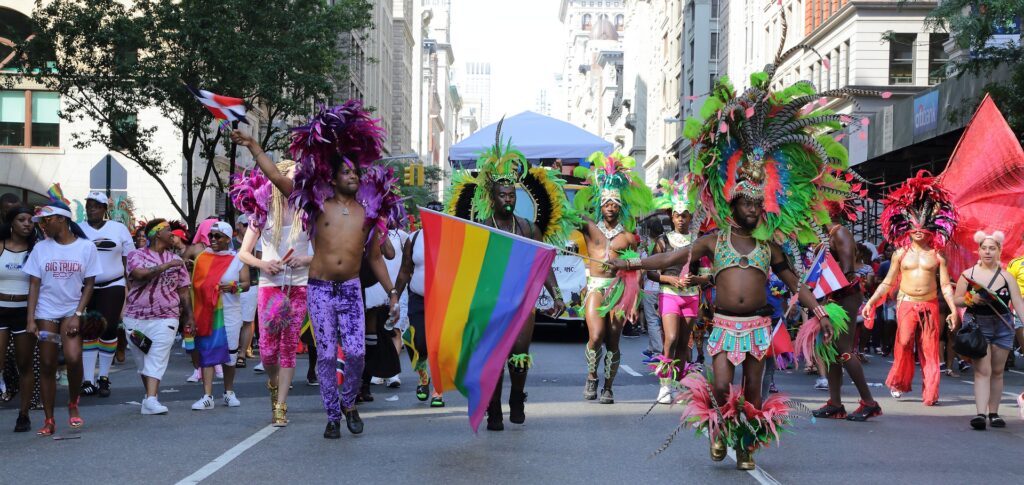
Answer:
[
  {"left": 324, "top": 420, "right": 341, "bottom": 439},
  {"left": 97, "top": 376, "right": 111, "bottom": 398},
  {"left": 344, "top": 408, "right": 364, "bottom": 434}
]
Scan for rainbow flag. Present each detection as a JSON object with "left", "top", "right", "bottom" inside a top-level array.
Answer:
[{"left": 422, "top": 209, "right": 556, "bottom": 432}]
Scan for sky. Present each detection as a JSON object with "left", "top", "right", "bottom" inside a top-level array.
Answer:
[{"left": 449, "top": 0, "right": 566, "bottom": 125}]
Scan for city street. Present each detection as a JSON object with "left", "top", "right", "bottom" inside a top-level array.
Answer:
[{"left": 2, "top": 324, "right": 1022, "bottom": 485}]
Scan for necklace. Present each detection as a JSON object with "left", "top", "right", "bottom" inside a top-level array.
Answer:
[
  {"left": 491, "top": 216, "right": 518, "bottom": 235},
  {"left": 338, "top": 198, "right": 352, "bottom": 216},
  {"left": 598, "top": 221, "right": 624, "bottom": 240},
  {"left": 666, "top": 231, "right": 689, "bottom": 249}
]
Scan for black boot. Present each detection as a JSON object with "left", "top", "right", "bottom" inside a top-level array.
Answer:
[
  {"left": 486, "top": 400, "right": 504, "bottom": 431},
  {"left": 509, "top": 390, "right": 527, "bottom": 424},
  {"left": 584, "top": 346, "right": 602, "bottom": 400},
  {"left": 324, "top": 420, "right": 341, "bottom": 439},
  {"left": 344, "top": 408, "right": 364, "bottom": 434}
]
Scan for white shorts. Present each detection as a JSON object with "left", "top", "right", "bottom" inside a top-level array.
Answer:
[
  {"left": 225, "top": 314, "right": 243, "bottom": 367},
  {"left": 123, "top": 317, "right": 178, "bottom": 380},
  {"left": 241, "top": 288, "right": 257, "bottom": 322}
]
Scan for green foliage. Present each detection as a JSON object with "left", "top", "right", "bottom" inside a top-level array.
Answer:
[
  {"left": 14, "top": 0, "right": 373, "bottom": 226},
  {"left": 917, "top": 0, "right": 1024, "bottom": 137}
]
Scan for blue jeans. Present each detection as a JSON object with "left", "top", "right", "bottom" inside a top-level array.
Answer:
[{"left": 642, "top": 292, "right": 663, "bottom": 354}]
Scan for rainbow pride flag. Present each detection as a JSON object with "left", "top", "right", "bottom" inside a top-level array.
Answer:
[{"left": 422, "top": 209, "right": 556, "bottom": 432}]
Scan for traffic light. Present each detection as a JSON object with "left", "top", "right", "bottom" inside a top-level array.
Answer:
[
  {"left": 415, "top": 163, "right": 425, "bottom": 186},
  {"left": 403, "top": 165, "right": 415, "bottom": 185}
]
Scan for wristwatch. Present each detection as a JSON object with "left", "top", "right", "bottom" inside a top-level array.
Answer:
[
  {"left": 74, "top": 311, "right": 84, "bottom": 317},
  {"left": 390, "top": 288, "right": 399, "bottom": 296}
]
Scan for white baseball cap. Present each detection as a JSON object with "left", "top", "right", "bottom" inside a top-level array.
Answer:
[{"left": 85, "top": 191, "right": 109, "bottom": 205}]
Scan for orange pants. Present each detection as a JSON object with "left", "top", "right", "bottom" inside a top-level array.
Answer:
[{"left": 885, "top": 299, "right": 941, "bottom": 405}]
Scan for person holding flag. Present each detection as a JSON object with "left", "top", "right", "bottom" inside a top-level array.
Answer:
[
  {"left": 806, "top": 202, "right": 882, "bottom": 422},
  {"left": 444, "top": 121, "right": 572, "bottom": 430},
  {"left": 230, "top": 101, "right": 403, "bottom": 439}
]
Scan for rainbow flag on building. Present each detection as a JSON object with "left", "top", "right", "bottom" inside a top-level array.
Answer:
[{"left": 421, "top": 209, "right": 556, "bottom": 432}]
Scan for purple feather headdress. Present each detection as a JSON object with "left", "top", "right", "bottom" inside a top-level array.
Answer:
[
  {"left": 357, "top": 165, "right": 408, "bottom": 239},
  {"left": 229, "top": 168, "right": 273, "bottom": 229},
  {"left": 288, "top": 100, "right": 386, "bottom": 232}
]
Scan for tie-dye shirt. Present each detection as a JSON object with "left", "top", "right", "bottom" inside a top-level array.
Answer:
[{"left": 125, "top": 248, "right": 191, "bottom": 319}]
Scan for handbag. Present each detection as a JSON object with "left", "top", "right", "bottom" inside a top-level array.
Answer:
[{"left": 953, "top": 312, "right": 987, "bottom": 359}]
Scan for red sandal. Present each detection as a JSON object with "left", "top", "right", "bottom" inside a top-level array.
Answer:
[
  {"left": 68, "top": 396, "right": 84, "bottom": 429},
  {"left": 37, "top": 417, "right": 55, "bottom": 436}
]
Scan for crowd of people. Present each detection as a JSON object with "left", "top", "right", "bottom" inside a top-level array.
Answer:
[{"left": 1, "top": 15, "right": 1022, "bottom": 473}]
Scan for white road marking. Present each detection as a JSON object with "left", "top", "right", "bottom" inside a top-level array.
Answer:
[
  {"left": 619, "top": 364, "right": 642, "bottom": 377},
  {"left": 960, "top": 380, "right": 1017, "bottom": 397},
  {"left": 175, "top": 425, "right": 278, "bottom": 485}
]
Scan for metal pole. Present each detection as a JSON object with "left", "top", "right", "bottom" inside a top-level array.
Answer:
[
  {"left": 226, "top": 120, "right": 239, "bottom": 222},
  {"left": 105, "top": 154, "right": 112, "bottom": 198}
]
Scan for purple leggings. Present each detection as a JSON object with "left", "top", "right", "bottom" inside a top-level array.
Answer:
[{"left": 307, "top": 278, "right": 364, "bottom": 421}]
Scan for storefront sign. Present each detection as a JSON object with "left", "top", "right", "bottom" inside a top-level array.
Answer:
[{"left": 913, "top": 91, "right": 939, "bottom": 137}]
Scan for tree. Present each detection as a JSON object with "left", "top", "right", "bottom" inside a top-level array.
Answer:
[
  {"left": 920, "top": 0, "right": 1024, "bottom": 137},
  {"left": 15, "top": 0, "right": 373, "bottom": 227}
]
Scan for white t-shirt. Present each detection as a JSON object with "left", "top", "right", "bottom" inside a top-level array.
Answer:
[
  {"left": 81, "top": 220, "right": 135, "bottom": 286},
  {"left": 365, "top": 230, "right": 408, "bottom": 308},
  {"left": 409, "top": 229, "right": 426, "bottom": 296},
  {"left": 215, "top": 252, "right": 245, "bottom": 328},
  {"left": 257, "top": 221, "right": 310, "bottom": 287},
  {"left": 22, "top": 238, "right": 102, "bottom": 319}
]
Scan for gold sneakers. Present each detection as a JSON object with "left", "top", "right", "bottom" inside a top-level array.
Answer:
[
  {"left": 272, "top": 402, "right": 288, "bottom": 427},
  {"left": 710, "top": 438, "right": 727, "bottom": 462},
  {"left": 735, "top": 447, "right": 755, "bottom": 470}
]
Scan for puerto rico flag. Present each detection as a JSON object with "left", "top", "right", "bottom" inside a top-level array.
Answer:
[
  {"left": 185, "top": 85, "right": 248, "bottom": 123},
  {"left": 805, "top": 248, "right": 850, "bottom": 299}
]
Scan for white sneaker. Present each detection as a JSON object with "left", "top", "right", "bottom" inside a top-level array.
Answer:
[
  {"left": 386, "top": 375, "right": 401, "bottom": 388},
  {"left": 215, "top": 365, "right": 224, "bottom": 379},
  {"left": 141, "top": 396, "right": 169, "bottom": 415},
  {"left": 191, "top": 394, "right": 215, "bottom": 410},
  {"left": 890, "top": 388, "right": 903, "bottom": 399},
  {"left": 253, "top": 362, "right": 265, "bottom": 373},
  {"left": 814, "top": 377, "right": 828, "bottom": 390},
  {"left": 656, "top": 385, "right": 673, "bottom": 404},
  {"left": 223, "top": 391, "right": 241, "bottom": 407},
  {"left": 369, "top": 376, "right": 385, "bottom": 385},
  {"left": 186, "top": 368, "right": 201, "bottom": 383}
]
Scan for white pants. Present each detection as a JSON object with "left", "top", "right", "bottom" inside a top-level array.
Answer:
[
  {"left": 241, "top": 288, "right": 257, "bottom": 322},
  {"left": 123, "top": 317, "right": 178, "bottom": 380}
]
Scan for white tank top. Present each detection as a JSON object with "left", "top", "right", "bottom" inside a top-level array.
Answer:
[{"left": 0, "top": 243, "right": 29, "bottom": 308}]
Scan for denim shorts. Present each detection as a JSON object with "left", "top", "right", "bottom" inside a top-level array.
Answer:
[{"left": 968, "top": 312, "right": 1016, "bottom": 351}]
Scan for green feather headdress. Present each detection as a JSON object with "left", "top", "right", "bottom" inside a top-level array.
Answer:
[{"left": 573, "top": 151, "right": 654, "bottom": 233}]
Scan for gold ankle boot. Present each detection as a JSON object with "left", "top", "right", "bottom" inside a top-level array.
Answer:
[
  {"left": 735, "top": 447, "right": 755, "bottom": 470},
  {"left": 710, "top": 438, "right": 727, "bottom": 462},
  {"left": 272, "top": 402, "right": 288, "bottom": 427},
  {"left": 267, "top": 381, "right": 279, "bottom": 411}
]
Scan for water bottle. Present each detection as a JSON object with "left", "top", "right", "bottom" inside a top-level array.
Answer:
[{"left": 38, "top": 330, "right": 61, "bottom": 344}]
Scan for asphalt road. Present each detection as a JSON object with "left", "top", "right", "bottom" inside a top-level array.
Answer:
[{"left": 2, "top": 323, "right": 1022, "bottom": 485}]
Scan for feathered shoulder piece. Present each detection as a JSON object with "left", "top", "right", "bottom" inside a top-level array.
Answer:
[
  {"left": 881, "top": 170, "right": 958, "bottom": 249},
  {"left": 287, "top": 101, "right": 386, "bottom": 233},
  {"left": 229, "top": 167, "right": 273, "bottom": 229},
  {"left": 573, "top": 151, "right": 654, "bottom": 233},
  {"left": 357, "top": 165, "right": 408, "bottom": 239}
]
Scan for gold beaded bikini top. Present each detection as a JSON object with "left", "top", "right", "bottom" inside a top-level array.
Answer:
[{"left": 713, "top": 228, "right": 770, "bottom": 277}]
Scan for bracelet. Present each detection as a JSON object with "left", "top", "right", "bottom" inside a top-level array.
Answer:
[
  {"left": 627, "top": 258, "right": 641, "bottom": 270},
  {"left": 812, "top": 305, "right": 829, "bottom": 320}
]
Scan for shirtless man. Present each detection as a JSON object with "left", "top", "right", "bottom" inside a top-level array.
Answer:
[
  {"left": 863, "top": 172, "right": 959, "bottom": 407},
  {"left": 812, "top": 220, "right": 881, "bottom": 421},
  {"left": 581, "top": 193, "right": 639, "bottom": 404},
  {"left": 232, "top": 127, "right": 398, "bottom": 439},
  {"left": 863, "top": 228, "right": 958, "bottom": 405},
  {"left": 610, "top": 197, "right": 834, "bottom": 468}
]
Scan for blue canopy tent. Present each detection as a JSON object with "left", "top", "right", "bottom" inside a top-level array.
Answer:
[{"left": 448, "top": 111, "right": 613, "bottom": 168}]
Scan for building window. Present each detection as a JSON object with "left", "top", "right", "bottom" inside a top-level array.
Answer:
[
  {"left": 888, "top": 33, "right": 916, "bottom": 85},
  {"left": 615, "top": 14, "right": 624, "bottom": 31},
  {"left": 928, "top": 33, "right": 949, "bottom": 85},
  {"left": 711, "top": 0, "right": 719, "bottom": 19},
  {"left": 689, "top": 39, "right": 694, "bottom": 65},
  {"left": 582, "top": 13, "right": 592, "bottom": 30},
  {"left": 844, "top": 39, "right": 851, "bottom": 86},
  {"left": 109, "top": 112, "right": 138, "bottom": 151},
  {"left": 710, "top": 33, "right": 719, "bottom": 61},
  {"left": 0, "top": 90, "right": 60, "bottom": 147}
]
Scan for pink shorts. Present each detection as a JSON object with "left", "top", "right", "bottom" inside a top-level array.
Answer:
[{"left": 659, "top": 292, "right": 699, "bottom": 318}]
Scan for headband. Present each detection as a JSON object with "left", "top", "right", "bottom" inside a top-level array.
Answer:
[
  {"left": 147, "top": 222, "right": 169, "bottom": 239},
  {"left": 973, "top": 230, "right": 1005, "bottom": 247}
]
